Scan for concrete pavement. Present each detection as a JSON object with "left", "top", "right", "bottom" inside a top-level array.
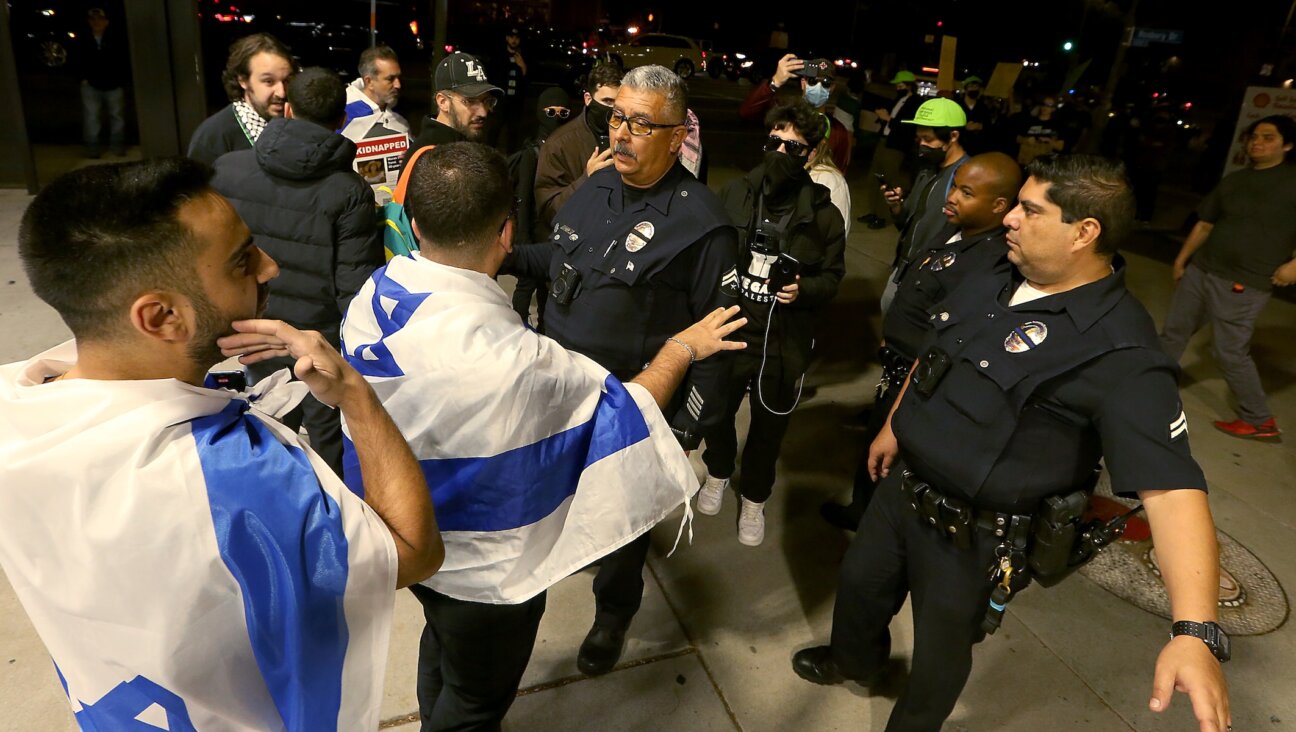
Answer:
[{"left": 1, "top": 158, "right": 1292, "bottom": 731}]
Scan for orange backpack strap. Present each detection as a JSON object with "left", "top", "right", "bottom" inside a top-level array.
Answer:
[{"left": 393, "top": 144, "right": 437, "bottom": 204}]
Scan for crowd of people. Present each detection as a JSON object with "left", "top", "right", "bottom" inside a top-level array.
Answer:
[{"left": 9, "top": 18, "right": 1296, "bottom": 731}]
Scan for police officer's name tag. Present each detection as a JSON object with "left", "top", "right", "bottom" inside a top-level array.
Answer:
[
  {"left": 624, "top": 221, "right": 654, "bottom": 252},
  {"left": 1004, "top": 321, "right": 1048, "bottom": 353}
]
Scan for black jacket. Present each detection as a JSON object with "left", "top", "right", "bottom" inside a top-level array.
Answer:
[
  {"left": 188, "top": 105, "right": 253, "bottom": 166},
  {"left": 211, "top": 118, "right": 382, "bottom": 343},
  {"left": 718, "top": 166, "right": 847, "bottom": 377},
  {"left": 401, "top": 116, "right": 467, "bottom": 169}
]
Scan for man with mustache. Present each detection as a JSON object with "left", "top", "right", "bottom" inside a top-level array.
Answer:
[
  {"left": 509, "top": 65, "right": 739, "bottom": 676},
  {"left": 1, "top": 158, "right": 442, "bottom": 729},
  {"left": 404, "top": 52, "right": 503, "bottom": 165},
  {"left": 188, "top": 33, "right": 295, "bottom": 166},
  {"left": 210, "top": 68, "right": 384, "bottom": 477}
]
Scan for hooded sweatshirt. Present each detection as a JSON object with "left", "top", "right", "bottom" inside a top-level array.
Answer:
[{"left": 212, "top": 117, "right": 382, "bottom": 343}]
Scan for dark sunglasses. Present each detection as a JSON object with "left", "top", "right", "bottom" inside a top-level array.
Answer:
[
  {"left": 544, "top": 107, "right": 571, "bottom": 119},
  {"left": 764, "top": 135, "right": 812, "bottom": 157}
]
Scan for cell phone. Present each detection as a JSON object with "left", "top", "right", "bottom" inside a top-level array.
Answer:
[
  {"left": 207, "top": 370, "right": 247, "bottom": 392},
  {"left": 597, "top": 134, "right": 610, "bottom": 152},
  {"left": 767, "top": 252, "right": 802, "bottom": 295},
  {"left": 873, "top": 172, "right": 891, "bottom": 189},
  {"left": 794, "top": 58, "right": 831, "bottom": 80}
]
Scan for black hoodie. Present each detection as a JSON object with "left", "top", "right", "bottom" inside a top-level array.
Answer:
[{"left": 212, "top": 117, "right": 382, "bottom": 342}]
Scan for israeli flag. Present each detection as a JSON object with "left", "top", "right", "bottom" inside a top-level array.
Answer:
[
  {"left": 0, "top": 343, "right": 398, "bottom": 730},
  {"left": 342, "top": 254, "right": 697, "bottom": 604}
]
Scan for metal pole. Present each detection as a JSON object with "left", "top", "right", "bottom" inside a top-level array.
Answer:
[
  {"left": 370, "top": 0, "right": 377, "bottom": 47},
  {"left": 1084, "top": 0, "right": 1139, "bottom": 153}
]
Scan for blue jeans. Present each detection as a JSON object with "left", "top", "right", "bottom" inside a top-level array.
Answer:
[{"left": 81, "top": 84, "right": 125, "bottom": 153}]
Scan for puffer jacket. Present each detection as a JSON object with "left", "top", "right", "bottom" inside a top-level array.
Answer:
[{"left": 212, "top": 117, "right": 381, "bottom": 344}]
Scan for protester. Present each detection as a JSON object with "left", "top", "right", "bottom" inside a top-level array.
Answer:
[
  {"left": 534, "top": 61, "right": 624, "bottom": 230},
  {"left": 860, "top": 71, "right": 923, "bottom": 229},
  {"left": 740, "top": 54, "right": 851, "bottom": 172},
  {"left": 404, "top": 52, "right": 502, "bottom": 165},
  {"left": 187, "top": 33, "right": 295, "bottom": 165}
]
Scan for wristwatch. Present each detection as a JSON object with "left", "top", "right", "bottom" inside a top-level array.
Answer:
[{"left": 1171, "top": 620, "right": 1231, "bottom": 662}]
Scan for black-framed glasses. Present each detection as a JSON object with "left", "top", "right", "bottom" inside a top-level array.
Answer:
[
  {"left": 764, "top": 135, "right": 812, "bottom": 158},
  {"left": 607, "top": 109, "right": 684, "bottom": 136},
  {"left": 499, "top": 196, "right": 521, "bottom": 234},
  {"left": 544, "top": 107, "right": 571, "bottom": 118}
]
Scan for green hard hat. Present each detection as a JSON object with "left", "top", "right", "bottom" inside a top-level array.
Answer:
[
  {"left": 902, "top": 97, "right": 967, "bottom": 127},
  {"left": 890, "top": 70, "right": 917, "bottom": 84},
  {"left": 962, "top": 75, "right": 984, "bottom": 86}
]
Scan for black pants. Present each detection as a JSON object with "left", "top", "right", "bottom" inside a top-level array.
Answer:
[
  {"left": 590, "top": 531, "right": 653, "bottom": 628},
  {"left": 248, "top": 357, "right": 343, "bottom": 478},
  {"left": 408, "top": 584, "right": 547, "bottom": 732},
  {"left": 829, "top": 469, "right": 1002, "bottom": 732},
  {"left": 702, "top": 350, "right": 799, "bottom": 503},
  {"left": 510, "top": 276, "right": 548, "bottom": 329},
  {"left": 842, "top": 384, "right": 903, "bottom": 525}
]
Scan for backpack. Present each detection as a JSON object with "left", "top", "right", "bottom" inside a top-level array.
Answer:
[{"left": 377, "top": 145, "right": 437, "bottom": 261}]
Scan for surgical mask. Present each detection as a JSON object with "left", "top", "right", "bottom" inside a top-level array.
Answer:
[
  {"left": 804, "top": 82, "right": 830, "bottom": 108},
  {"left": 762, "top": 150, "right": 807, "bottom": 201},
  {"left": 585, "top": 100, "right": 613, "bottom": 135},
  {"left": 915, "top": 143, "right": 946, "bottom": 168}
]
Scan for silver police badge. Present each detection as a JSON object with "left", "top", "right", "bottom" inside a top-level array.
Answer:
[
  {"left": 624, "top": 221, "right": 654, "bottom": 253},
  {"left": 1004, "top": 321, "right": 1048, "bottom": 353},
  {"left": 928, "top": 251, "right": 957, "bottom": 271}
]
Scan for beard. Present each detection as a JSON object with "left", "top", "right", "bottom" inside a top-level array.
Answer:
[{"left": 186, "top": 282, "right": 268, "bottom": 369}]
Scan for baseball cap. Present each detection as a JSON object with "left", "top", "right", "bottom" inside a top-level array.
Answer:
[
  {"left": 962, "top": 75, "right": 984, "bottom": 86},
  {"left": 902, "top": 98, "right": 967, "bottom": 127},
  {"left": 435, "top": 52, "right": 503, "bottom": 98},
  {"left": 890, "top": 71, "right": 917, "bottom": 84}
]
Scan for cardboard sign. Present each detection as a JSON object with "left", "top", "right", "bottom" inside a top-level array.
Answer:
[
  {"left": 1222, "top": 87, "right": 1296, "bottom": 177},
  {"left": 937, "top": 36, "right": 958, "bottom": 92},
  {"left": 985, "top": 62, "right": 1023, "bottom": 100}
]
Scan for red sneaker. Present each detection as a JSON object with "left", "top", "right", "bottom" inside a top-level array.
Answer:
[{"left": 1213, "top": 418, "right": 1282, "bottom": 441}]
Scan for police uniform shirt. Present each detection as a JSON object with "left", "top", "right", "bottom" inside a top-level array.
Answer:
[
  {"left": 893, "top": 257, "right": 1206, "bottom": 512},
  {"left": 511, "top": 162, "right": 739, "bottom": 443},
  {"left": 882, "top": 228, "right": 1009, "bottom": 362}
]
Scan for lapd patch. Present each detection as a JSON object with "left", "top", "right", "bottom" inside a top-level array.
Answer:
[
  {"left": 928, "top": 251, "right": 957, "bottom": 271},
  {"left": 1169, "top": 409, "right": 1188, "bottom": 441},
  {"left": 624, "top": 221, "right": 655, "bottom": 252},
  {"left": 720, "top": 266, "right": 739, "bottom": 297},
  {"left": 1003, "top": 321, "right": 1048, "bottom": 352}
]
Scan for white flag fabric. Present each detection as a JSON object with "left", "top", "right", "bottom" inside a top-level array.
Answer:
[
  {"left": 0, "top": 342, "right": 397, "bottom": 731},
  {"left": 341, "top": 254, "right": 697, "bottom": 605}
]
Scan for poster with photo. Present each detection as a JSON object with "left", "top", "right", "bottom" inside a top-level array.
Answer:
[
  {"left": 1223, "top": 87, "right": 1296, "bottom": 176},
  {"left": 353, "top": 132, "right": 410, "bottom": 204}
]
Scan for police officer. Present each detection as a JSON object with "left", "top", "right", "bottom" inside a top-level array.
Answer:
[
  {"left": 510, "top": 65, "right": 739, "bottom": 675},
  {"left": 822, "top": 152, "right": 1021, "bottom": 530},
  {"left": 696, "top": 99, "right": 846, "bottom": 547},
  {"left": 794, "top": 155, "right": 1231, "bottom": 732}
]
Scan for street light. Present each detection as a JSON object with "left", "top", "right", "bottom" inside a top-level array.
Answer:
[{"left": 1063, "top": 40, "right": 1075, "bottom": 52}]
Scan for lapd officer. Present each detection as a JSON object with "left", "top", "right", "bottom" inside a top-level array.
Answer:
[
  {"left": 794, "top": 155, "right": 1231, "bottom": 732},
  {"left": 510, "top": 64, "right": 739, "bottom": 675},
  {"left": 696, "top": 99, "right": 846, "bottom": 547},
  {"left": 822, "top": 152, "right": 1021, "bottom": 530}
]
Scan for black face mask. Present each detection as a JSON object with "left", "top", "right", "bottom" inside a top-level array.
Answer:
[
  {"left": 585, "top": 100, "right": 613, "bottom": 135},
  {"left": 538, "top": 113, "right": 564, "bottom": 139},
  {"left": 966, "top": 89, "right": 981, "bottom": 100},
  {"left": 762, "top": 150, "right": 807, "bottom": 201},
  {"left": 915, "top": 143, "right": 946, "bottom": 169}
]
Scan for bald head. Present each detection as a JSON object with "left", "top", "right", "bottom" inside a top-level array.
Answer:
[{"left": 944, "top": 152, "right": 1023, "bottom": 235}]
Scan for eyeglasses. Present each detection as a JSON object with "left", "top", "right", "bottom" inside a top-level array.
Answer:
[
  {"left": 499, "top": 196, "right": 521, "bottom": 234},
  {"left": 446, "top": 92, "right": 498, "bottom": 110},
  {"left": 607, "top": 110, "right": 684, "bottom": 136},
  {"left": 544, "top": 107, "right": 571, "bottom": 119},
  {"left": 764, "top": 135, "right": 812, "bottom": 158}
]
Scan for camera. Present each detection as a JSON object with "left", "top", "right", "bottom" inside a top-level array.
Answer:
[
  {"left": 910, "top": 347, "right": 951, "bottom": 397},
  {"left": 794, "top": 58, "right": 832, "bottom": 80},
  {"left": 550, "top": 263, "right": 583, "bottom": 306},
  {"left": 749, "top": 219, "right": 784, "bottom": 256}
]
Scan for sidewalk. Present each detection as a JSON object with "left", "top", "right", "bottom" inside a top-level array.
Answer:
[{"left": 1, "top": 163, "right": 1292, "bottom": 731}]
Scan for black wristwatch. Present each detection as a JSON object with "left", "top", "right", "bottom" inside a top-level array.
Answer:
[{"left": 1171, "top": 620, "right": 1231, "bottom": 663}]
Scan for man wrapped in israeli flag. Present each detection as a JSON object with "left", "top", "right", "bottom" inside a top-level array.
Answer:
[
  {"left": 0, "top": 159, "right": 443, "bottom": 730},
  {"left": 340, "top": 142, "right": 746, "bottom": 730}
]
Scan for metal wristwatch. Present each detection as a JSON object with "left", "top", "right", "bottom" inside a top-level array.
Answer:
[{"left": 1170, "top": 620, "right": 1231, "bottom": 662}]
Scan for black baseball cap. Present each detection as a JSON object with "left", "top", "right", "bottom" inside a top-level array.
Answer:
[{"left": 435, "top": 52, "right": 503, "bottom": 98}]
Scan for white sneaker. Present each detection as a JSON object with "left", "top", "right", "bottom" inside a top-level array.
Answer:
[
  {"left": 696, "top": 475, "right": 728, "bottom": 515},
  {"left": 738, "top": 498, "right": 766, "bottom": 546}
]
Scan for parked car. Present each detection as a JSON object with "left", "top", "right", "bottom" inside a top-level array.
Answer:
[{"left": 603, "top": 33, "right": 704, "bottom": 79}]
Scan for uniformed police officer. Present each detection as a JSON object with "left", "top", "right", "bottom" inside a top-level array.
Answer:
[
  {"left": 822, "top": 152, "right": 1021, "bottom": 530},
  {"left": 510, "top": 64, "right": 739, "bottom": 676},
  {"left": 794, "top": 155, "right": 1231, "bottom": 732}
]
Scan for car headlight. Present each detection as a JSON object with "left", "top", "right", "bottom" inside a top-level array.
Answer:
[{"left": 741, "top": 60, "right": 753, "bottom": 68}]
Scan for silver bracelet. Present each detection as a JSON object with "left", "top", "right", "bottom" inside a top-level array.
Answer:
[{"left": 666, "top": 337, "right": 696, "bottom": 364}]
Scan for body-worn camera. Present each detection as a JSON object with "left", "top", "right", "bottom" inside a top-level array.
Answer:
[
  {"left": 910, "top": 347, "right": 951, "bottom": 398},
  {"left": 749, "top": 218, "right": 785, "bottom": 256},
  {"left": 794, "top": 58, "right": 832, "bottom": 80},
  {"left": 550, "top": 263, "right": 583, "bottom": 305}
]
